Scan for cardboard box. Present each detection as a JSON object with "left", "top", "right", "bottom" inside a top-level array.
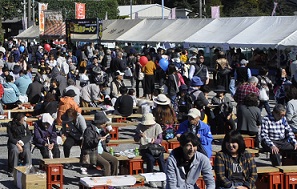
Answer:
[{"left": 14, "top": 166, "right": 46, "bottom": 189}]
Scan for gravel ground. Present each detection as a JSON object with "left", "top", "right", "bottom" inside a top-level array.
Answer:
[{"left": 0, "top": 77, "right": 274, "bottom": 189}]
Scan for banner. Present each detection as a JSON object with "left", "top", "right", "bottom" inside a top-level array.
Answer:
[
  {"left": 38, "top": 3, "right": 48, "bottom": 34},
  {"left": 43, "top": 11, "right": 65, "bottom": 37},
  {"left": 75, "top": 3, "right": 86, "bottom": 19},
  {"left": 211, "top": 6, "right": 220, "bottom": 18},
  {"left": 68, "top": 19, "right": 98, "bottom": 34}
]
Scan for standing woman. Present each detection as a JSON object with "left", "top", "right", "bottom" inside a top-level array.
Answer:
[
  {"left": 61, "top": 108, "right": 87, "bottom": 169},
  {"left": 214, "top": 130, "right": 257, "bottom": 189},
  {"left": 7, "top": 113, "right": 32, "bottom": 176},
  {"left": 237, "top": 93, "right": 262, "bottom": 147},
  {"left": 142, "top": 55, "right": 156, "bottom": 100},
  {"left": 134, "top": 54, "right": 145, "bottom": 98},
  {"left": 166, "top": 64, "right": 179, "bottom": 110}
]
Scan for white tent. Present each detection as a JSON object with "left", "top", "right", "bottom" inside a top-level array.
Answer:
[
  {"left": 15, "top": 25, "right": 39, "bottom": 39},
  {"left": 101, "top": 19, "right": 144, "bottom": 42},
  {"left": 147, "top": 19, "right": 213, "bottom": 43},
  {"left": 227, "top": 16, "right": 297, "bottom": 48},
  {"left": 116, "top": 19, "right": 175, "bottom": 42},
  {"left": 277, "top": 30, "right": 297, "bottom": 48},
  {"left": 184, "top": 17, "right": 260, "bottom": 47}
]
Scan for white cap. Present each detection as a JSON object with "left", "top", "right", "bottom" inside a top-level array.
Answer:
[
  {"left": 240, "top": 59, "right": 249, "bottom": 65},
  {"left": 187, "top": 108, "right": 201, "bottom": 118}
]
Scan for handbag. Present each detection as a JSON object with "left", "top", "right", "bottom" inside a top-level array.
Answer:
[
  {"left": 138, "top": 68, "right": 144, "bottom": 80},
  {"left": 259, "top": 87, "right": 269, "bottom": 101},
  {"left": 80, "top": 60, "right": 87, "bottom": 68},
  {"left": 140, "top": 143, "right": 165, "bottom": 157},
  {"left": 124, "top": 67, "right": 133, "bottom": 77},
  {"left": 219, "top": 68, "right": 232, "bottom": 75}
]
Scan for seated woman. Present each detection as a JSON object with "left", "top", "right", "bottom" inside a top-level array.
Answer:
[
  {"left": 33, "top": 113, "right": 60, "bottom": 158},
  {"left": 80, "top": 111, "right": 118, "bottom": 176},
  {"left": 134, "top": 113, "right": 166, "bottom": 188},
  {"left": 152, "top": 94, "right": 177, "bottom": 140},
  {"left": 61, "top": 108, "right": 87, "bottom": 169},
  {"left": 214, "top": 130, "right": 257, "bottom": 189},
  {"left": 7, "top": 113, "right": 32, "bottom": 176}
]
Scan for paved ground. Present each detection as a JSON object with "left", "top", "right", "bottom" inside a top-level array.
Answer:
[{"left": 0, "top": 76, "right": 274, "bottom": 189}]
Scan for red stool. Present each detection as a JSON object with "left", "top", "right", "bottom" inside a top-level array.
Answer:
[
  {"left": 116, "top": 117, "right": 126, "bottom": 123},
  {"left": 45, "top": 164, "right": 63, "bottom": 189},
  {"left": 119, "top": 159, "right": 143, "bottom": 175},
  {"left": 196, "top": 177, "right": 205, "bottom": 189},
  {"left": 244, "top": 137, "right": 255, "bottom": 148},
  {"left": 256, "top": 172, "right": 283, "bottom": 189},
  {"left": 161, "top": 140, "right": 169, "bottom": 153},
  {"left": 283, "top": 172, "right": 297, "bottom": 189}
]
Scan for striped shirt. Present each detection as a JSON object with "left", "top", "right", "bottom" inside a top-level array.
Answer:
[{"left": 261, "top": 115, "right": 297, "bottom": 147}]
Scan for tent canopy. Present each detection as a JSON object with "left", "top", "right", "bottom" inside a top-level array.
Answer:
[
  {"left": 147, "top": 19, "right": 213, "bottom": 43},
  {"left": 184, "top": 17, "right": 260, "bottom": 47},
  {"left": 16, "top": 25, "right": 39, "bottom": 39}
]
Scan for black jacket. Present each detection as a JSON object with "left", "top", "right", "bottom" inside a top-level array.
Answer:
[
  {"left": 81, "top": 124, "right": 110, "bottom": 154},
  {"left": 7, "top": 119, "right": 32, "bottom": 145}
]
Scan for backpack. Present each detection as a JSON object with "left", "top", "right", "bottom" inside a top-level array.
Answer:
[
  {"left": 184, "top": 90, "right": 201, "bottom": 112},
  {"left": 94, "top": 70, "right": 107, "bottom": 85},
  {"left": 162, "top": 124, "right": 175, "bottom": 140}
]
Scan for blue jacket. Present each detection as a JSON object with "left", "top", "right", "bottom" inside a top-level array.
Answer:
[
  {"left": 177, "top": 120, "right": 213, "bottom": 158},
  {"left": 2, "top": 82, "right": 20, "bottom": 104},
  {"left": 15, "top": 75, "right": 32, "bottom": 95}
]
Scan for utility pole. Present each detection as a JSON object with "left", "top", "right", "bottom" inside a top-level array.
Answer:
[
  {"left": 130, "top": 0, "right": 132, "bottom": 19},
  {"left": 162, "top": 0, "right": 164, "bottom": 19},
  {"left": 22, "top": 0, "right": 27, "bottom": 29},
  {"left": 32, "top": 0, "right": 35, "bottom": 25},
  {"left": 199, "top": 0, "right": 202, "bottom": 18},
  {"left": 28, "top": 0, "right": 31, "bottom": 27}
]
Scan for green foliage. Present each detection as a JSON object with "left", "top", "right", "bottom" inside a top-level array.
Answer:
[{"left": 38, "top": 0, "right": 119, "bottom": 20}]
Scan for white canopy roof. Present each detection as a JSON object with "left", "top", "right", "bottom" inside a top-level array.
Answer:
[
  {"left": 147, "top": 19, "right": 213, "bottom": 43},
  {"left": 101, "top": 19, "right": 144, "bottom": 42},
  {"left": 184, "top": 17, "right": 260, "bottom": 47},
  {"left": 227, "top": 16, "right": 297, "bottom": 48},
  {"left": 116, "top": 19, "right": 175, "bottom": 42},
  {"left": 15, "top": 25, "right": 39, "bottom": 39}
]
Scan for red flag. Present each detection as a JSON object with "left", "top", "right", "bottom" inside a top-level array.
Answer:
[{"left": 75, "top": 3, "right": 86, "bottom": 19}]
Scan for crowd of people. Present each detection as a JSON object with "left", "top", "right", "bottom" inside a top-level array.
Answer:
[{"left": 2, "top": 38, "right": 297, "bottom": 188}]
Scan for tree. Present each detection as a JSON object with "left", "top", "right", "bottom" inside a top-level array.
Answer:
[
  {"left": 38, "top": 0, "right": 119, "bottom": 20},
  {"left": 0, "top": 0, "right": 23, "bottom": 42}
]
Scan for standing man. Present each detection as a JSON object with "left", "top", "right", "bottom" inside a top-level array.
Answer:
[
  {"left": 261, "top": 104, "right": 297, "bottom": 166},
  {"left": 176, "top": 108, "right": 213, "bottom": 158},
  {"left": 166, "top": 132, "right": 215, "bottom": 189},
  {"left": 234, "top": 76, "right": 259, "bottom": 106}
]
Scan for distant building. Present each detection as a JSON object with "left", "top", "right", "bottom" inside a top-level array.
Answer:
[
  {"left": 119, "top": 4, "right": 172, "bottom": 19},
  {"left": 2, "top": 18, "right": 23, "bottom": 39}
]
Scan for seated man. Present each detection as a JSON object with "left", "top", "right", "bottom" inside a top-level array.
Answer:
[
  {"left": 166, "top": 132, "right": 215, "bottom": 189},
  {"left": 261, "top": 104, "right": 297, "bottom": 166},
  {"left": 114, "top": 86, "right": 133, "bottom": 117},
  {"left": 176, "top": 108, "right": 213, "bottom": 158},
  {"left": 7, "top": 113, "right": 32, "bottom": 176}
]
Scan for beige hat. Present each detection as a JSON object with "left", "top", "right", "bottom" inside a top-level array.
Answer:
[
  {"left": 141, "top": 113, "right": 156, "bottom": 125},
  {"left": 153, "top": 94, "right": 170, "bottom": 105},
  {"left": 187, "top": 108, "right": 201, "bottom": 118}
]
